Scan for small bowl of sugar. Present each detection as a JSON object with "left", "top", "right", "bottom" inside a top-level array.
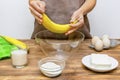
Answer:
[{"left": 38, "top": 57, "right": 65, "bottom": 77}]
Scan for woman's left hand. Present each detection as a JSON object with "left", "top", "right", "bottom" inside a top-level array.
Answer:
[{"left": 65, "top": 10, "right": 84, "bottom": 35}]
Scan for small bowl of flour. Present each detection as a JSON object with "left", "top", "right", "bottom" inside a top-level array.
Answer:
[{"left": 38, "top": 57, "right": 65, "bottom": 77}]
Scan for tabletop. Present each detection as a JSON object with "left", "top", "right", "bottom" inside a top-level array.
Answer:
[{"left": 0, "top": 39, "right": 120, "bottom": 80}]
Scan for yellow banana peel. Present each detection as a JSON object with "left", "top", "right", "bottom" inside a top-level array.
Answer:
[
  {"left": 42, "top": 13, "right": 71, "bottom": 33},
  {"left": 1, "top": 36, "right": 28, "bottom": 50}
]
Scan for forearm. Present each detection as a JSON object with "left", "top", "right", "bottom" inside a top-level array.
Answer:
[{"left": 78, "top": 0, "right": 96, "bottom": 15}]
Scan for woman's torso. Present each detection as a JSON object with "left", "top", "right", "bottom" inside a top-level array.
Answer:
[{"left": 32, "top": 0, "right": 91, "bottom": 39}]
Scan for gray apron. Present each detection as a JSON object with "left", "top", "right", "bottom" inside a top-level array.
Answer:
[{"left": 31, "top": 0, "right": 91, "bottom": 39}]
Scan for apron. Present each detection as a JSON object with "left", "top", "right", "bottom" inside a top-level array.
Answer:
[{"left": 31, "top": 0, "right": 91, "bottom": 39}]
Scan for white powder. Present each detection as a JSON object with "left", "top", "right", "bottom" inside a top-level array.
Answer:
[
  {"left": 40, "top": 62, "right": 62, "bottom": 77},
  {"left": 41, "top": 62, "right": 61, "bottom": 69}
]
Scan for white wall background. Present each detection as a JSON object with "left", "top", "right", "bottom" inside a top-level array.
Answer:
[
  {"left": 0, "top": 0, "right": 120, "bottom": 39},
  {"left": 0, "top": 0, "right": 34, "bottom": 39},
  {"left": 89, "top": 0, "right": 120, "bottom": 39}
]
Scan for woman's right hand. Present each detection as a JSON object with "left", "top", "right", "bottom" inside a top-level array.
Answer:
[{"left": 29, "top": 0, "right": 46, "bottom": 24}]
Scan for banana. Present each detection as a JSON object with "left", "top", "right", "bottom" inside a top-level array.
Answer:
[
  {"left": 1, "top": 36, "right": 27, "bottom": 50},
  {"left": 42, "top": 13, "right": 71, "bottom": 33}
]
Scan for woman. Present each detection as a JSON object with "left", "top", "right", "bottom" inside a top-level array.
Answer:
[{"left": 29, "top": 0, "right": 96, "bottom": 39}]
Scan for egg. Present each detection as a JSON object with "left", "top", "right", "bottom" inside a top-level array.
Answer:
[
  {"left": 94, "top": 39, "right": 103, "bottom": 51},
  {"left": 92, "top": 36, "right": 100, "bottom": 45},
  {"left": 102, "top": 34, "right": 109, "bottom": 40},
  {"left": 102, "top": 38, "right": 111, "bottom": 49}
]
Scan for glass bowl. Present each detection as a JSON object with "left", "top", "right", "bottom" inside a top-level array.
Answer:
[
  {"left": 35, "top": 30, "right": 85, "bottom": 60},
  {"left": 38, "top": 57, "right": 65, "bottom": 77}
]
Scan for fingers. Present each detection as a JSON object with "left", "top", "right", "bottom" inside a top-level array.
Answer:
[
  {"left": 29, "top": 6, "right": 43, "bottom": 24},
  {"left": 29, "top": 0, "right": 46, "bottom": 24},
  {"left": 31, "top": 10, "right": 42, "bottom": 24},
  {"left": 65, "top": 16, "right": 84, "bottom": 35},
  {"left": 29, "top": 1, "right": 45, "bottom": 13},
  {"left": 34, "top": 15, "right": 43, "bottom": 24},
  {"left": 37, "top": 1, "right": 46, "bottom": 12},
  {"left": 65, "top": 27, "right": 78, "bottom": 35},
  {"left": 29, "top": 6, "right": 42, "bottom": 19},
  {"left": 70, "top": 15, "right": 84, "bottom": 27},
  {"left": 70, "top": 14, "right": 79, "bottom": 23}
]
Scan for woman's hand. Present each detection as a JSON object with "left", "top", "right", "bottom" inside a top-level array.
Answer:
[
  {"left": 65, "top": 0, "right": 96, "bottom": 35},
  {"left": 29, "top": 0, "right": 46, "bottom": 24},
  {"left": 65, "top": 10, "right": 84, "bottom": 35}
]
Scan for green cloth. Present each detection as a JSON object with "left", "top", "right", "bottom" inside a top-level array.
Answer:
[
  {"left": 0, "top": 37, "right": 10, "bottom": 45},
  {"left": 0, "top": 37, "right": 18, "bottom": 59}
]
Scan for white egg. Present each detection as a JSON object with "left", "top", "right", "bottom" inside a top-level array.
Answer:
[
  {"left": 94, "top": 40, "right": 103, "bottom": 51},
  {"left": 102, "top": 38, "right": 111, "bottom": 49},
  {"left": 92, "top": 36, "right": 100, "bottom": 45},
  {"left": 102, "top": 34, "right": 109, "bottom": 40}
]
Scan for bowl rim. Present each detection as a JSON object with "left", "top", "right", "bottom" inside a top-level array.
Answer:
[
  {"left": 35, "top": 30, "right": 85, "bottom": 41},
  {"left": 38, "top": 57, "right": 66, "bottom": 70}
]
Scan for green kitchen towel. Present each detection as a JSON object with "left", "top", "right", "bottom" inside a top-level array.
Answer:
[
  {"left": 0, "top": 37, "right": 10, "bottom": 45},
  {"left": 0, "top": 37, "right": 18, "bottom": 59}
]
